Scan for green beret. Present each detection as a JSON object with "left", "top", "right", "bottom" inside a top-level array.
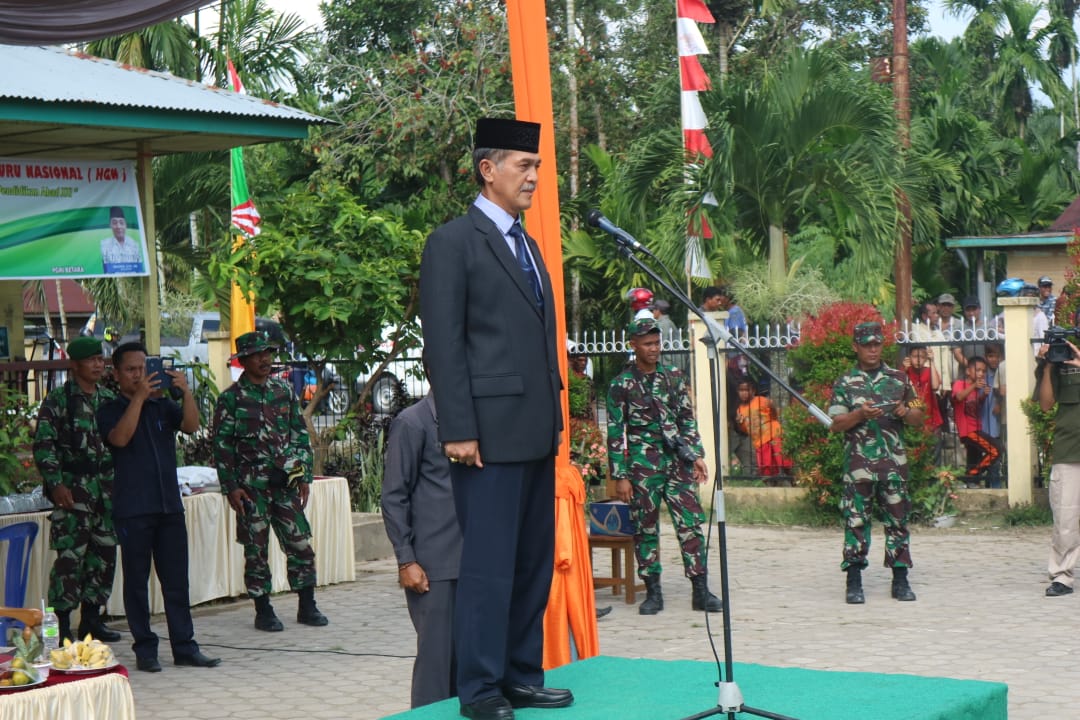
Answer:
[{"left": 68, "top": 336, "right": 103, "bottom": 360}]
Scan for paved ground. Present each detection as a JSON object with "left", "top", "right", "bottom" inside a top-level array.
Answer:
[{"left": 111, "top": 521, "right": 1073, "bottom": 719}]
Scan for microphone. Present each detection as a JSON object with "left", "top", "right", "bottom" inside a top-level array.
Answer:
[{"left": 586, "top": 210, "right": 652, "bottom": 255}]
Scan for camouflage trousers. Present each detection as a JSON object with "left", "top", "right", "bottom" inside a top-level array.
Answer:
[
  {"left": 235, "top": 484, "right": 317, "bottom": 597},
  {"left": 628, "top": 460, "right": 707, "bottom": 580},
  {"left": 48, "top": 506, "right": 117, "bottom": 612},
  {"left": 840, "top": 471, "right": 913, "bottom": 571}
]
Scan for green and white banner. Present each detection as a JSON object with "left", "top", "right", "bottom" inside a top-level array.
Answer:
[{"left": 0, "top": 157, "right": 149, "bottom": 279}]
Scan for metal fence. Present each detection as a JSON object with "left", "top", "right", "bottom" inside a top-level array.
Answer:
[{"left": 572, "top": 317, "right": 1014, "bottom": 488}]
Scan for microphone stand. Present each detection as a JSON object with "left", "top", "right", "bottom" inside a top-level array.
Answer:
[{"left": 605, "top": 233, "right": 831, "bottom": 720}]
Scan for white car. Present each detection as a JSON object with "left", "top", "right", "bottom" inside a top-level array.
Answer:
[
  {"left": 353, "top": 330, "right": 426, "bottom": 415},
  {"left": 160, "top": 311, "right": 286, "bottom": 365}
]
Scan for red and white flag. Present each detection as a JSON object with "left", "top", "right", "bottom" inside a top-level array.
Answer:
[
  {"left": 227, "top": 59, "right": 261, "bottom": 238},
  {"left": 678, "top": 0, "right": 715, "bottom": 278}
]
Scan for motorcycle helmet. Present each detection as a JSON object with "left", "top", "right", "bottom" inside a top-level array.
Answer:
[
  {"left": 626, "top": 287, "right": 653, "bottom": 311},
  {"left": 996, "top": 277, "right": 1039, "bottom": 298}
]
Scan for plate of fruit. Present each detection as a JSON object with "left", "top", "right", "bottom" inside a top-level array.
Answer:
[
  {"left": 0, "top": 657, "right": 45, "bottom": 691},
  {"left": 49, "top": 635, "right": 118, "bottom": 675}
]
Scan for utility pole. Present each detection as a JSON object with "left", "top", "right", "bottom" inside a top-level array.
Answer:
[{"left": 893, "top": 0, "right": 913, "bottom": 324}]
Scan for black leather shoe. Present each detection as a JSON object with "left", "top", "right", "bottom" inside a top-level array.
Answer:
[
  {"left": 173, "top": 651, "right": 221, "bottom": 668},
  {"left": 503, "top": 683, "right": 574, "bottom": 709},
  {"left": 460, "top": 695, "right": 515, "bottom": 720},
  {"left": 595, "top": 605, "right": 613, "bottom": 619},
  {"left": 136, "top": 657, "right": 162, "bottom": 673},
  {"left": 1047, "top": 581, "right": 1074, "bottom": 597}
]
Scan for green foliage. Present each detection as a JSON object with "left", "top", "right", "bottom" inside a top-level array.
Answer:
[
  {"left": 1021, "top": 396, "right": 1056, "bottom": 483},
  {"left": 701, "top": 46, "right": 933, "bottom": 299},
  {"left": 568, "top": 372, "right": 593, "bottom": 420},
  {"left": 0, "top": 388, "right": 39, "bottom": 496},
  {"left": 316, "top": 0, "right": 513, "bottom": 217},
  {"left": 724, "top": 500, "right": 842, "bottom": 528},
  {"left": 729, "top": 260, "right": 838, "bottom": 325},
  {"left": 214, "top": 181, "right": 425, "bottom": 365},
  {"left": 782, "top": 301, "right": 937, "bottom": 520},
  {"left": 324, "top": 414, "right": 392, "bottom": 513},
  {"left": 910, "top": 467, "right": 962, "bottom": 522},
  {"left": 1003, "top": 502, "right": 1053, "bottom": 526}
]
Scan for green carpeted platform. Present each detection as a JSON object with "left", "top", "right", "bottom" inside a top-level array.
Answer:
[{"left": 384, "top": 655, "right": 1007, "bottom": 720}]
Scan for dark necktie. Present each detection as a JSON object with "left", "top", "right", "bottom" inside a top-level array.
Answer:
[{"left": 509, "top": 221, "right": 543, "bottom": 310}]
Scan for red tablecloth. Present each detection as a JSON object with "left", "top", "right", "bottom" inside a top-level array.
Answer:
[{"left": 0, "top": 652, "right": 128, "bottom": 693}]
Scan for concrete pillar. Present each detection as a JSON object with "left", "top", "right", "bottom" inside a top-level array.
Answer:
[
  {"left": 999, "top": 296, "right": 1038, "bottom": 506},
  {"left": 205, "top": 330, "right": 232, "bottom": 393},
  {"left": 137, "top": 142, "right": 161, "bottom": 355},
  {"left": 690, "top": 312, "right": 728, "bottom": 481}
]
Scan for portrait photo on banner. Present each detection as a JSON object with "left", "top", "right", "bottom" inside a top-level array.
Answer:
[{"left": 0, "top": 157, "right": 149, "bottom": 280}]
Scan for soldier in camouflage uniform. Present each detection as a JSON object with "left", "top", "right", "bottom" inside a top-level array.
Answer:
[
  {"left": 32, "top": 336, "right": 121, "bottom": 643},
  {"left": 828, "top": 321, "right": 925, "bottom": 605},
  {"left": 212, "top": 331, "right": 328, "bottom": 631},
  {"left": 606, "top": 318, "right": 723, "bottom": 615}
]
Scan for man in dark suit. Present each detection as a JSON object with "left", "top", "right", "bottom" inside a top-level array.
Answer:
[
  {"left": 381, "top": 370, "right": 462, "bottom": 707},
  {"left": 419, "top": 117, "right": 571, "bottom": 720}
]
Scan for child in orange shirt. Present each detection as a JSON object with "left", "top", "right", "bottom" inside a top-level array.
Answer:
[{"left": 734, "top": 378, "right": 792, "bottom": 483}]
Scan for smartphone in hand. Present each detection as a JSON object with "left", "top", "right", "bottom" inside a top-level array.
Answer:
[{"left": 145, "top": 356, "right": 173, "bottom": 390}]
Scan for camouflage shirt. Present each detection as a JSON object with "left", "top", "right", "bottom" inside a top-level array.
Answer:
[
  {"left": 212, "top": 374, "right": 313, "bottom": 494},
  {"left": 606, "top": 362, "right": 703, "bottom": 480},
  {"left": 829, "top": 362, "right": 917, "bottom": 478},
  {"left": 32, "top": 380, "right": 115, "bottom": 501}
]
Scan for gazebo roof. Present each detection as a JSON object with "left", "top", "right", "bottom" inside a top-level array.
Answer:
[
  {"left": 0, "top": 44, "right": 330, "bottom": 160},
  {"left": 946, "top": 198, "right": 1079, "bottom": 249}
]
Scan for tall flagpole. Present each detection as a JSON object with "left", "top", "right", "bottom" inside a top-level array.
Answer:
[{"left": 226, "top": 59, "right": 259, "bottom": 345}]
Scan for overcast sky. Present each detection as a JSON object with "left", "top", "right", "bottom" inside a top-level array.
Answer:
[{"left": 258, "top": 1, "right": 972, "bottom": 42}]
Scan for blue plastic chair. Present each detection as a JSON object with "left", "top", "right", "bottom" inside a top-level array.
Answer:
[{"left": 0, "top": 522, "right": 39, "bottom": 643}]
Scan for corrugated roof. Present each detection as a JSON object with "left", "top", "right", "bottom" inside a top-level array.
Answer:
[
  {"left": 2, "top": 45, "right": 322, "bottom": 123},
  {"left": 0, "top": 45, "right": 330, "bottom": 159}
]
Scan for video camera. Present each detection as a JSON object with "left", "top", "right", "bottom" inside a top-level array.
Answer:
[
  {"left": 1045, "top": 326, "right": 1080, "bottom": 363},
  {"left": 667, "top": 436, "right": 700, "bottom": 465}
]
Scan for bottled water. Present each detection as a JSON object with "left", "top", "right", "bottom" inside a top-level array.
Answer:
[{"left": 41, "top": 607, "right": 59, "bottom": 653}]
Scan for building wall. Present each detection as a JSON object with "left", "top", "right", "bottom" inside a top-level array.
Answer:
[{"left": 1007, "top": 248, "right": 1068, "bottom": 289}]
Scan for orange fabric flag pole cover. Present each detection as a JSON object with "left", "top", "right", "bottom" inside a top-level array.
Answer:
[{"left": 505, "top": 0, "right": 600, "bottom": 668}]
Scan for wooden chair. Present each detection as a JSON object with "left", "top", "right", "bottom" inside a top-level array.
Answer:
[
  {"left": 588, "top": 534, "right": 644, "bottom": 604},
  {"left": 0, "top": 607, "right": 42, "bottom": 647}
]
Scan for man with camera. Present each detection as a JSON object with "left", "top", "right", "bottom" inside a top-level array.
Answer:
[
  {"left": 1036, "top": 335, "right": 1080, "bottom": 596},
  {"left": 606, "top": 317, "right": 722, "bottom": 616},
  {"left": 97, "top": 342, "right": 219, "bottom": 671}
]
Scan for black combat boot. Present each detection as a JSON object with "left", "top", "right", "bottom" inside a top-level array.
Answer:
[
  {"left": 690, "top": 575, "right": 723, "bottom": 612},
  {"left": 891, "top": 567, "right": 917, "bottom": 601},
  {"left": 638, "top": 575, "right": 664, "bottom": 615},
  {"left": 845, "top": 568, "right": 865, "bottom": 605},
  {"left": 253, "top": 594, "right": 284, "bottom": 632},
  {"left": 57, "top": 610, "right": 73, "bottom": 644},
  {"left": 296, "top": 587, "right": 329, "bottom": 626},
  {"left": 77, "top": 602, "right": 121, "bottom": 642}
]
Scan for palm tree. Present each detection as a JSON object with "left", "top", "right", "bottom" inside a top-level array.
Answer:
[
  {"left": 199, "top": 0, "right": 316, "bottom": 98},
  {"left": 700, "top": 46, "right": 932, "bottom": 297},
  {"left": 85, "top": 20, "right": 198, "bottom": 77},
  {"left": 987, "top": 0, "right": 1069, "bottom": 138}
]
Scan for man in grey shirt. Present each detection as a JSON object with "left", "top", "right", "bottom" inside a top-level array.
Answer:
[{"left": 381, "top": 386, "right": 462, "bottom": 708}]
